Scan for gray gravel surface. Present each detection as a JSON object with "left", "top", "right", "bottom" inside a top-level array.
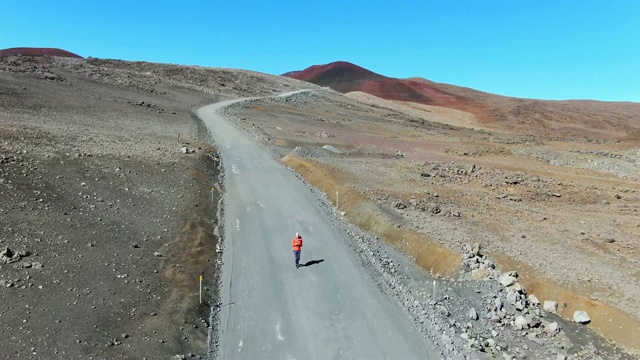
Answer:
[{"left": 200, "top": 98, "right": 439, "bottom": 359}]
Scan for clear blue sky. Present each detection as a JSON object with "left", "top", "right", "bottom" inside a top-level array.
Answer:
[{"left": 2, "top": 1, "right": 639, "bottom": 102}]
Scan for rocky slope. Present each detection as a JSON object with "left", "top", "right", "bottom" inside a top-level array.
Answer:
[
  {"left": 1, "top": 52, "right": 639, "bottom": 359},
  {"left": 221, "top": 89, "right": 640, "bottom": 358},
  {"left": 0, "top": 53, "right": 311, "bottom": 359}
]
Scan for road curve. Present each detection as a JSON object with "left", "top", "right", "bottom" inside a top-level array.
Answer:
[{"left": 198, "top": 94, "right": 436, "bottom": 360}]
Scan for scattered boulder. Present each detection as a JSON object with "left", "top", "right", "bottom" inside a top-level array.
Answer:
[
  {"left": 471, "top": 267, "right": 492, "bottom": 280},
  {"left": 469, "top": 308, "right": 479, "bottom": 321},
  {"left": 543, "top": 301, "right": 558, "bottom": 313},
  {"left": 420, "top": 202, "right": 441, "bottom": 215},
  {"left": 573, "top": 311, "right": 591, "bottom": 324},
  {"left": 107, "top": 338, "right": 122, "bottom": 346},
  {"left": 525, "top": 314, "right": 541, "bottom": 327},
  {"left": 494, "top": 298, "right": 503, "bottom": 311},
  {"left": 313, "top": 131, "right": 334, "bottom": 138},
  {"left": 514, "top": 315, "right": 529, "bottom": 330},
  {"left": 490, "top": 312, "right": 502, "bottom": 324},
  {"left": 1, "top": 247, "right": 29, "bottom": 264},
  {"left": 1, "top": 247, "right": 14, "bottom": 259},
  {"left": 499, "top": 274, "right": 517, "bottom": 287},
  {"left": 394, "top": 201, "right": 407, "bottom": 210},
  {"left": 508, "top": 282, "right": 524, "bottom": 293},
  {"left": 437, "top": 306, "right": 450, "bottom": 318},
  {"left": 17, "top": 261, "right": 42, "bottom": 269},
  {"left": 471, "top": 243, "right": 481, "bottom": 256},
  {"left": 506, "top": 291, "right": 519, "bottom": 305},
  {"left": 322, "top": 145, "right": 342, "bottom": 154},
  {"left": 545, "top": 322, "right": 560, "bottom": 336}
]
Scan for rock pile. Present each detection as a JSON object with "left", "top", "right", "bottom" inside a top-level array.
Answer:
[
  {"left": 459, "top": 244, "right": 563, "bottom": 335},
  {"left": 1, "top": 247, "right": 30, "bottom": 264},
  {"left": 451, "top": 243, "right": 611, "bottom": 358},
  {"left": 460, "top": 243, "right": 499, "bottom": 281}
]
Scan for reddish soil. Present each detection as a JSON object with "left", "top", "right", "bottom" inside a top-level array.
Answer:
[
  {"left": 285, "top": 61, "right": 640, "bottom": 138},
  {"left": 284, "top": 62, "right": 476, "bottom": 109},
  {"left": 282, "top": 61, "right": 386, "bottom": 82}
]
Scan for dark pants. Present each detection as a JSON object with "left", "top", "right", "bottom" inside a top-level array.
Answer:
[{"left": 293, "top": 250, "right": 301, "bottom": 265}]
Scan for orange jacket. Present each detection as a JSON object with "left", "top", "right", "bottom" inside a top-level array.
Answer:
[{"left": 292, "top": 236, "right": 303, "bottom": 251}]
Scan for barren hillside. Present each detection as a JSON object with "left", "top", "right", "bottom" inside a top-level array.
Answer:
[
  {"left": 1, "top": 51, "right": 639, "bottom": 359},
  {"left": 285, "top": 62, "right": 640, "bottom": 139},
  {"left": 222, "top": 88, "right": 640, "bottom": 357},
  {"left": 0, "top": 52, "right": 313, "bottom": 359}
]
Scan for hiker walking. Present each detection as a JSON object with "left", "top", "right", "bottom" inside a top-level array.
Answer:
[{"left": 292, "top": 232, "right": 303, "bottom": 268}]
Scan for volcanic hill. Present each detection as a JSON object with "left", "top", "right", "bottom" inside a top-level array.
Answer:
[{"left": 284, "top": 61, "right": 640, "bottom": 139}]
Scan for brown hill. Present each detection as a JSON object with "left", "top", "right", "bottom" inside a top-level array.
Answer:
[
  {"left": 284, "top": 62, "right": 640, "bottom": 139},
  {"left": 0, "top": 47, "right": 82, "bottom": 58},
  {"left": 283, "top": 61, "right": 464, "bottom": 107}
]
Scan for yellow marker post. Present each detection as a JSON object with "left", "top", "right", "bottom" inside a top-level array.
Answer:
[
  {"left": 199, "top": 275, "right": 203, "bottom": 304},
  {"left": 211, "top": 187, "right": 215, "bottom": 203}
]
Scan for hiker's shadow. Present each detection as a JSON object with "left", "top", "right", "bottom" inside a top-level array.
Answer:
[{"left": 300, "top": 259, "right": 325, "bottom": 267}]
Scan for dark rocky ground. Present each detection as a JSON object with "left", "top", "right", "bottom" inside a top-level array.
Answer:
[{"left": 0, "top": 55, "right": 310, "bottom": 359}]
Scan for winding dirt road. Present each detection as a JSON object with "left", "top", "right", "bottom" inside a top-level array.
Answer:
[{"left": 198, "top": 95, "right": 437, "bottom": 359}]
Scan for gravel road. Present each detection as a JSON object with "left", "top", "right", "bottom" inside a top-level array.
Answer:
[{"left": 198, "top": 99, "right": 438, "bottom": 359}]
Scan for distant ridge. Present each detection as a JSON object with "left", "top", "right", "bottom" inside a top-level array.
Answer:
[
  {"left": 0, "top": 47, "right": 82, "bottom": 58},
  {"left": 283, "top": 61, "right": 640, "bottom": 138},
  {"left": 283, "top": 61, "right": 493, "bottom": 121}
]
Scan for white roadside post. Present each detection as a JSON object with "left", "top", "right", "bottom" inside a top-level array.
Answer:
[
  {"left": 336, "top": 190, "right": 339, "bottom": 209},
  {"left": 199, "top": 275, "right": 203, "bottom": 304},
  {"left": 211, "top": 187, "right": 214, "bottom": 203},
  {"left": 433, "top": 280, "right": 436, "bottom": 299}
]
